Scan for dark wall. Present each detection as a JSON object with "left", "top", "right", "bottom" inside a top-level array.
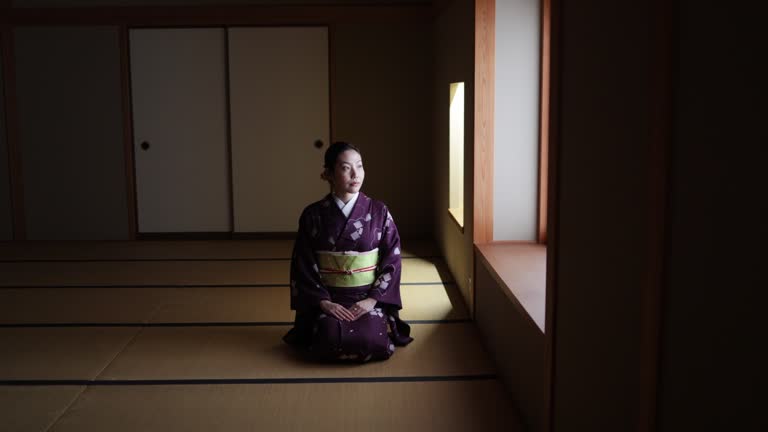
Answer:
[
  {"left": 15, "top": 26, "right": 129, "bottom": 240},
  {"left": 657, "top": 2, "right": 763, "bottom": 431},
  {"left": 552, "top": 0, "right": 653, "bottom": 428},
  {"left": 333, "top": 21, "right": 433, "bottom": 238},
  {"left": 433, "top": 0, "right": 474, "bottom": 313},
  {"left": 551, "top": 1, "right": 762, "bottom": 430},
  {"left": 0, "top": 42, "right": 13, "bottom": 240}
]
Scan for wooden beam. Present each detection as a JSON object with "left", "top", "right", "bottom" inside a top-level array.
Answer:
[
  {"left": 118, "top": 26, "right": 137, "bottom": 240},
  {"left": 223, "top": 28, "right": 235, "bottom": 235},
  {"left": 544, "top": 0, "right": 561, "bottom": 430},
  {"left": 473, "top": 0, "right": 494, "bottom": 245},
  {"left": 639, "top": 0, "right": 673, "bottom": 429},
  {"left": 537, "top": 0, "right": 551, "bottom": 244},
  {"left": 2, "top": 5, "right": 432, "bottom": 26}
]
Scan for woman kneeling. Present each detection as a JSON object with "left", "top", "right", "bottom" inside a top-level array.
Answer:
[{"left": 283, "top": 142, "right": 413, "bottom": 362}]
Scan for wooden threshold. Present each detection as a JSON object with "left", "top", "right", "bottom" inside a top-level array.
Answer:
[{"left": 135, "top": 232, "right": 298, "bottom": 240}]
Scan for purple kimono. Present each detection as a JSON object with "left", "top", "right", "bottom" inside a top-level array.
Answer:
[{"left": 283, "top": 192, "right": 413, "bottom": 362}]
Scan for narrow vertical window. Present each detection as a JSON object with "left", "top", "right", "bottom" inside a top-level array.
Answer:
[{"left": 449, "top": 82, "right": 465, "bottom": 228}]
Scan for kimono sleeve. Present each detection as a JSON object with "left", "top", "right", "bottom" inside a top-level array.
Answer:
[
  {"left": 368, "top": 207, "right": 403, "bottom": 308},
  {"left": 290, "top": 208, "right": 331, "bottom": 311}
]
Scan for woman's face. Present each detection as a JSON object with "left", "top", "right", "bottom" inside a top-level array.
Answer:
[{"left": 331, "top": 150, "right": 365, "bottom": 197}]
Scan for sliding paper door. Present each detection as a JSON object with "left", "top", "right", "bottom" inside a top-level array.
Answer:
[
  {"left": 130, "top": 28, "right": 230, "bottom": 233},
  {"left": 228, "top": 27, "right": 330, "bottom": 232}
]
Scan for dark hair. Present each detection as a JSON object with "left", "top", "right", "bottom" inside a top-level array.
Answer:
[{"left": 323, "top": 141, "right": 362, "bottom": 172}]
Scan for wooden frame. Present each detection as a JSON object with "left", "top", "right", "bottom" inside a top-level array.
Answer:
[
  {"left": 475, "top": 0, "right": 548, "bottom": 246},
  {"left": 473, "top": 0, "right": 494, "bottom": 245},
  {"left": 544, "top": 1, "right": 559, "bottom": 430},
  {"left": 639, "top": 0, "right": 673, "bottom": 429},
  {"left": 537, "top": 0, "right": 551, "bottom": 245},
  {"left": 328, "top": 24, "right": 336, "bottom": 143},
  {"left": 136, "top": 231, "right": 297, "bottom": 240},
  {"left": 224, "top": 27, "right": 235, "bottom": 235},
  {"left": 118, "top": 25, "right": 138, "bottom": 240}
]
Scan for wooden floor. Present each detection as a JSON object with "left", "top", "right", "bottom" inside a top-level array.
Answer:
[{"left": 0, "top": 240, "right": 524, "bottom": 432}]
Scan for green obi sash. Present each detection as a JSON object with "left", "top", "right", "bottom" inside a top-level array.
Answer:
[{"left": 317, "top": 249, "right": 379, "bottom": 288}]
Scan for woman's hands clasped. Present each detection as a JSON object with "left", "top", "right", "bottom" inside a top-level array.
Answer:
[
  {"left": 320, "top": 298, "right": 378, "bottom": 322},
  {"left": 319, "top": 300, "right": 356, "bottom": 321},
  {"left": 350, "top": 298, "right": 377, "bottom": 320}
]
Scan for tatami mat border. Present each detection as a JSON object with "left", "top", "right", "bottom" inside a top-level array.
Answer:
[
  {"left": 0, "top": 319, "right": 471, "bottom": 328},
  {"left": 0, "top": 258, "right": 289, "bottom": 263},
  {"left": 0, "top": 256, "right": 442, "bottom": 263},
  {"left": 0, "top": 374, "right": 497, "bottom": 386},
  {"left": 0, "top": 282, "right": 456, "bottom": 288}
]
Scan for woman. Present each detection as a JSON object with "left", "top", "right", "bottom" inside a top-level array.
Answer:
[{"left": 283, "top": 141, "right": 413, "bottom": 362}]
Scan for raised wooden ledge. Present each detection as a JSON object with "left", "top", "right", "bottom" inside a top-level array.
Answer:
[{"left": 474, "top": 241, "right": 546, "bottom": 333}]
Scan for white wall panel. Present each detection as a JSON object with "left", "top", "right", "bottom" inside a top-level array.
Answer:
[{"left": 494, "top": 0, "right": 541, "bottom": 241}]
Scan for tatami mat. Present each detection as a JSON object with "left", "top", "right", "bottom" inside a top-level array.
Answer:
[
  {"left": 0, "top": 325, "right": 489, "bottom": 382},
  {"left": 0, "top": 261, "right": 289, "bottom": 287},
  {"left": 97, "top": 323, "right": 491, "bottom": 380},
  {"left": 150, "top": 283, "right": 467, "bottom": 323},
  {"left": 0, "top": 327, "right": 139, "bottom": 380},
  {"left": 47, "top": 380, "right": 522, "bottom": 432},
  {"left": 144, "top": 287, "right": 290, "bottom": 324},
  {"left": 0, "top": 288, "right": 173, "bottom": 324},
  {"left": 399, "top": 283, "right": 468, "bottom": 321},
  {"left": 403, "top": 257, "right": 455, "bottom": 284},
  {"left": 0, "top": 284, "right": 468, "bottom": 324},
  {"left": 0, "top": 257, "right": 453, "bottom": 287},
  {"left": 0, "top": 240, "right": 439, "bottom": 261},
  {"left": 0, "top": 240, "right": 518, "bottom": 431},
  {"left": 0, "top": 240, "right": 293, "bottom": 261},
  {"left": 0, "top": 386, "right": 85, "bottom": 432}
]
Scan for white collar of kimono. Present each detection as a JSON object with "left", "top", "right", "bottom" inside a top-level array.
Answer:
[{"left": 332, "top": 192, "right": 359, "bottom": 218}]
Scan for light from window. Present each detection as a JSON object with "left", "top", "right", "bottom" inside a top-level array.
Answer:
[{"left": 449, "top": 82, "right": 465, "bottom": 228}]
